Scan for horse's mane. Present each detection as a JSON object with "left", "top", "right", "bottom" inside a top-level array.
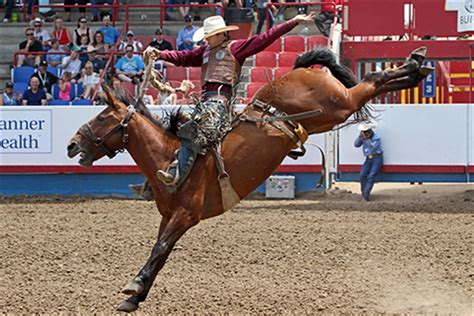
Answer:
[
  {"left": 111, "top": 85, "right": 184, "bottom": 135},
  {"left": 294, "top": 47, "right": 376, "bottom": 126}
]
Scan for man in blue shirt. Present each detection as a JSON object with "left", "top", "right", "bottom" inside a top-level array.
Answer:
[
  {"left": 177, "top": 15, "right": 198, "bottom": 51},
  {"left": 97, "top": 14, "right": 119, "bottom": 48},
  {"left": 22, "top": 77, "right": 47, "bottom": 106},
  {"left": 354, "top": 121, "right": 383, "bottom": 201},
  {"left": 115, "top": 44, "right": 145, "bottom": 84}
]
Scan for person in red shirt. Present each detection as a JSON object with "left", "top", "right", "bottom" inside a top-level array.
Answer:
[
  {"left": 129, "top": 13, "right": 315, "bottom": 198},
  {"left": 315, "top": 0, "right": 342, "bottom": 37}
]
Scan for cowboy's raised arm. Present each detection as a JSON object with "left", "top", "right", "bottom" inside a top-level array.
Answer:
[
  {"left": 143, "top": 45, "right": 206, "bottom": 67},
  {"left": 231, "top": 13, "right": 316, "bottom": 64}
]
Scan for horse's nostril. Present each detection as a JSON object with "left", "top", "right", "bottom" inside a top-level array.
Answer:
[{"left": 67, "top": 142, "right": 77, "bottom": 151}]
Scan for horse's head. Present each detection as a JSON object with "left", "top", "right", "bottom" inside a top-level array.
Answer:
[{"left": 67, "top": 84, "right": 134, "bottom": 167}]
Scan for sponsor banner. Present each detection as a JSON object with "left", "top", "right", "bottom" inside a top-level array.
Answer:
[
  {"left": 0, "top": 109, "right": 52, "bottom": 154},
  {"left": 0, "top": 105, "right": 325, "bottom": 168},
  {"left": 445, "top": 0, "right": 474, "bottom": 32}
]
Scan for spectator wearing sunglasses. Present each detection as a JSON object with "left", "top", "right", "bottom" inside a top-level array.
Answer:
[
  {"left": 30, "top": 17, "right": 51, "bottom": 48},
  {"left": 17, "top": 27, "right": 43, "bottom": 67},
  {"left": 73, "top": 17, "right": 93, "bottom": 47},
  {"left": 78, "top": 61, "right": 101, "bottom": 99},
  {"left": 119, "top": 30, "right": 144, "bottom": 52},
  {"left": 115, "top": 44, "right": 145, "bottom": 84}
]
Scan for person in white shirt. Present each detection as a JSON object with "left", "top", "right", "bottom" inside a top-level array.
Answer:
[
  {"left": 31, "top": 17, "right": 51, "bottom": 48},
  {"left": 59, "top": 47, "right": 82, "bottom": 80},
  {"left": 78, "top": 61, "right": 101, "bottom": 99},
  {"left": 119, "top": 30, "right": 144, "bottom": 53}
]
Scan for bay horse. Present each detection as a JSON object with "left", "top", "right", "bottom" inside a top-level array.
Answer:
[{"left": 67, "top": 47, "right": 431, "bottom": 312}]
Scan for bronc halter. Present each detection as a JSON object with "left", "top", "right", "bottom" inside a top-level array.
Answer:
[{"left": 78, "top": 105, "right": 136, "bottom": 158}]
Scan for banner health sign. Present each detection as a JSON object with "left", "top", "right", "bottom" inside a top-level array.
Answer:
[{"left": 0, "top": 109, "right": 52, "bottom": 153}]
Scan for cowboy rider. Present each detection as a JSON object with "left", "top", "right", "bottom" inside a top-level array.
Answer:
[{"left": 130, "top": 13, "right": 315, "bottom": 199}]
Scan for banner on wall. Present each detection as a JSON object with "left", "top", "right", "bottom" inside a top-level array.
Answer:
[
  {"left": 0, "top": 109, "right": 52, "bottom": 154},
  {"left": 445, "top": 0, "right": 474, "bottom": 32}
]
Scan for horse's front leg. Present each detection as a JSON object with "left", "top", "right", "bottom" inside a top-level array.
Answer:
[{"left": 117, "top": 207, "right": 200, "bottom": 312}]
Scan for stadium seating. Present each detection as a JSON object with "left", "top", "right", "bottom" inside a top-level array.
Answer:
[
  {"left": 76, "top": 83, "right": 84, "bottom": 97},
  {"left": 191, "top": 80, "right": 201, "bottom": 92},
  {"left": 246, "top": 82, "right": 266, "bottom": 99},
  {"left": 13, "top": 82, "right": 28, "bottom": 95},
  {"left": 47, "top": 66, "right": 59, "bottom": 77},
  {"left": 188, "top": 67, "right": 201, "bottom": 81},
  {"left": 264, "top": 38, "right": 282, "bottom": 52},
  {"left": 306, "top": 36, "right": 328, "bottom": 50},
  {"left": 71, "top": 99, "right": 92, "bottom": 106},
  {"left": 48, "top": 99, "right": 70, "bottom": 106},
  {"left": 12, "top": 66, "right": 36, "bottom": 84},
  {"left": 254, "top": 52, "right": 277, "bottom": 67},
  {"left": 123, "top": 81, "right": 136, "bottom": 97},
  {"left": 278, "top": 52, "right": 299, "bottom": 68},
  {"left": 250, "top": 67, "right": 273, "bottom": 83},
  {"left": 283, "top": 36, "right": 305, "bottom": 52},
  {"left": 51, "top": 83, "right": 77, "bottom": 100},
  {"left": 274, "top": 67, "right": 293, "bottom": 79},
  {"left": 165, "top": 66, "right": 187, "bottom": 81}
]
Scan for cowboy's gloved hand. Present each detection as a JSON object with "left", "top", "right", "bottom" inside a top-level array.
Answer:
[
  {"left": 293, "top": 12, "right": 316, "bottom": 24},
  {"left": 143, "top": 47, "right": 161, "bottom": 65}
]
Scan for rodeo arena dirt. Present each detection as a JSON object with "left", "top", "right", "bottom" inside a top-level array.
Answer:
[
  {"left": 1, "top": 0, "right": 474, "bottom": 314},
  {"left": 1, "top": 184, "right": 473, "bottom": 314}
]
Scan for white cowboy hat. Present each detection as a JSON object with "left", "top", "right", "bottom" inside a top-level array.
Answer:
[
  {"left": 358, "top": 120, "right": 378, "bottom": 131},
  {"left": 192, "top": 15, "right": 239, "bottom": 42}
]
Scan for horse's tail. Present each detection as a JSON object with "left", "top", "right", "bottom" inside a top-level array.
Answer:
[
  {"left": 293, "top": 48, "right": 375, "bottom": 124},
  {"left": 294, "top": 47, "right": 357, "bottom": 88}
]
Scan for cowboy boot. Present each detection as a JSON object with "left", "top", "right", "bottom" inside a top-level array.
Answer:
[
  {"left": 128, "top": 180, "right": 154, "bottom": 201},
  {"left": 156, "top": 145, "right": 197, "bottom": 187}
]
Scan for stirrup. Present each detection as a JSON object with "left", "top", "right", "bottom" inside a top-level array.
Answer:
[{"left": 156, "top": 162, "right": 180, "bottom": 187}]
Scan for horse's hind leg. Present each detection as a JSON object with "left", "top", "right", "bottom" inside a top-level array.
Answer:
[
  {"left": 362, "top": 47, "right": 427, "bottom": 86},
  {"left": 347, "top": 47, "right": 429, "bottom": 109},
  {"left": 117, "top": 207, "right": 199, "bottom": 312}
]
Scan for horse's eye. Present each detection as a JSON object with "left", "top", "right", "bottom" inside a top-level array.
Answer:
[{"left": 97, "top": 115, "right": 104, "bottom": 122}]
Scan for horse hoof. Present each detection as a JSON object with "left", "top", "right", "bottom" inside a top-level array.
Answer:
[
  {"left": 117, "top": 299, "right": 139, "bottom": 313},
  {"left": 409, "top": 46, "right": 427, "bottom": 65},
  {"left": 419, "top": 66, "right": 434, "bottom": 76},
  {"left": 122, "top": 278, "right": 144, "bottom": 296}
]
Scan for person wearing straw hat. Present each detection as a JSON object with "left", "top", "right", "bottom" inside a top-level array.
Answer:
[
  {"left": 354, "top": 120, "right": 384, "bottom": 201},
  {"left": 131, "top": 13, "right": 315, "bottom": 197}
]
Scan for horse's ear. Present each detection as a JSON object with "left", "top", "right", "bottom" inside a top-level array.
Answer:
[{"left": 101, "top": 84, "right": 120, "bottom": 109}]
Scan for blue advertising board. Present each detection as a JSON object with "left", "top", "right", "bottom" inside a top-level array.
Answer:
[{"left": 422, "top": 60, "right": 436, "bottom": 98}]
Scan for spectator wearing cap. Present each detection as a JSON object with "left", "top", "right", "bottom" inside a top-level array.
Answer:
[
  {"left": 148, "top": 28, "right": 173, "bottom": 51},
  {"left": 73, "top": 17, "right": 93, "bottom": 47},
  {"left": 0, "top": 82, "right": 22, "bottom": 106},
  {"left": 46, "top": 38, "right": 65, "bottom": 67},
  {"left": 354, "top": 121, "right": 384, "bottom": 201},
  {"left": 17, "top": 27, "right": 43, "bottom": 67},
  {"left": 119, "top": 30, "right": 144, "bottom": 52},
  {"left": 87, "top": 46, "right": 106, "bottom": 73},
  {"left": 59, "top": 46, "right": 82, "bottom": 80},
  {"left": 31, "top": 60, "right": 58, "bottom": 98},
  {"left": 23, "top": 77, "right": 47, "bottom": 106},
  {"left": 115, "top": 44, "right": 145, "bottom": 84},
  {"left": 31, "top": 17, "right": 51, "bottom": 48},
  {"left": 97, "top": 14, "right": 120, "bottom": 47},
  {"left": 177, "top": 15, "right": 198, "bottom": 51},
  {"left": 51, "top": 17, "right": 72, "bottom": 50}
]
